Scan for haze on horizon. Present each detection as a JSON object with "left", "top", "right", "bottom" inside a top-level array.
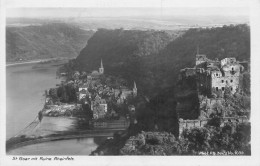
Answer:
[{"left": 6, "top": 7, "right": 249, "bottom": 19}]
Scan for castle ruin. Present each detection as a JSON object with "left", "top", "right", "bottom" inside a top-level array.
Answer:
[
  {"left": 176, "top": 52, "right": 249, "bottom": 134},
  {"left": 179, "top": 53, "right": 247, "bottom": 97}
]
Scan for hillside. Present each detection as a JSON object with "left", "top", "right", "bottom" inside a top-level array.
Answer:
[
  {"left": 77, "top": 28, "right": 178, "bottom": 65},
  {"left": 76, "top": 28, "right": 182, "bottom": 95},
  {"left": 6, "top": 23, "right": 94, "bottom": 62},
  {"left": 76, "top": 24, "right": 249, "bottom": 97}
]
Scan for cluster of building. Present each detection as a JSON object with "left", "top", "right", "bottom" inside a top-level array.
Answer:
[
  {"left": 75, "top": 59, "right": 138, "bottom": 120},
  {"left": 44, "top": 59, "right": 138, "bottom": 123}
]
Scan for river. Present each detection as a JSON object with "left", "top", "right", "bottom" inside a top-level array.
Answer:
[
  {"left": 7, "top": 137, "right": 106, "bottom": 155},
  {"left": 6, "top": 63, "right": 61, "bottom": 139},
  {"left": 6, "top": 62, "right": 104, "bottom": 155}
]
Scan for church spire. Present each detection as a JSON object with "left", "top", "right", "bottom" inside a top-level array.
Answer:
[
  {"left": 100, "top": 59, "right": 103, "bottom": 68},
  {"left": 133, "top": 81, "right": 137, "bottom": 97},
  {"left": 134, "top": 81, "right": 137, "bottom": 89},
  {"left": 99, "top": 59, "right": 104, "bottom": 74}
]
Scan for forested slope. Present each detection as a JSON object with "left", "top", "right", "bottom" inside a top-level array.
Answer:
[
  {"left": 76, "top": 24, "right": 250, "bottom": 97},
  {"left": 6, "top": 23, "right": 94, "bottom": 62}
]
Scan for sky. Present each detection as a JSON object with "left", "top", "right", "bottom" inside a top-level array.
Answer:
[
  {"left": 6, "top": 7, "right": 250, "bottom": 18},
  {"left": 4, "top": 0, "right": 251, "bottom": 8},
  {"left": 5, "top": 0, "right": 251, "bottom": 18}
]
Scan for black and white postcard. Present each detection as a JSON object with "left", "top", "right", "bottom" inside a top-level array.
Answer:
[{"left": 1, "top": 0, "right": 260, "bottom": 165}]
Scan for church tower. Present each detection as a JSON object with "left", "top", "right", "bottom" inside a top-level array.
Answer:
[
  {"left": 133, "top": 81, "right": 137, "bottom": 97},
  {"left": 99, "top": 59, "right": 104, "bottom": 74}
]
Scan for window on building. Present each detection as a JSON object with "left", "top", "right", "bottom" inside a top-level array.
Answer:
[
  {"left": 231, "top": 87, "right": 233, "bottom": 91},
  {"left": 222, "top": 80, "right": 224, "bottom": 83},
  {"left": 216, "top": 73, "right": 218, "bottom": 76},
  {"left": 216, "top": 87, "right": 219, "bottom": 91},
  {"left": 222, "top": 87, "right": 225, "bottom": 91},
  {"left": 231, "top": 80, "right": 233, "bottom": 83}
]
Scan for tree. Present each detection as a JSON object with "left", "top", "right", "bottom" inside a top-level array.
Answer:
[
  {"left": 207, "top": 116, "right": 221, "bottom": 127},
  {"left": 182, "top": 127, "right": 211, "bottom": 153}
]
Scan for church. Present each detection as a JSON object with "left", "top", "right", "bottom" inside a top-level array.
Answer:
[{"left": 90, "top": 59, "right": 104, "bottom": 78}]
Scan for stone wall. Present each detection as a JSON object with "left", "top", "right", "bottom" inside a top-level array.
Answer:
[
  {"left": 92, "top": 119, "right": 130, "bottom": 129},
  {"left": 179, "top": 119, "right": 208, "bottom": 134},
  {"left": 179, "top": 116, "right": 248, "bottom": 135}
]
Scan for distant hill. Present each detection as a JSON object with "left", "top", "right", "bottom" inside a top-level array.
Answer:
[
  {"left": 6, "top": 23, "right": 94, "bottom": 62},
  {"left": 76, "top": 24, "right": 250, "bottom": 97}
]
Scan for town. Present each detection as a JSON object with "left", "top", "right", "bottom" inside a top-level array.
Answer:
[{"left": 42, "top": 59, "right": 138, "bottom": 129}]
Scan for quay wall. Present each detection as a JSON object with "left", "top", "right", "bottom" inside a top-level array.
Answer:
[{"left": 92, "top": 120, "right": 130, "bottom": 129}]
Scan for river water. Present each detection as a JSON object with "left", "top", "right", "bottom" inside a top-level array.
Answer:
[
  {"left": 6, "top": 63, "right": 61, "bottom": 139},
  {"left": 6, "top": 62, "right": 104, "bottom": 155},
  {"left": 7, "top": 137, "right": 106, "bottom": 155}
]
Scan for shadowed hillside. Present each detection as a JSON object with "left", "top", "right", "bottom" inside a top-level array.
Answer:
[
  {"left": 6, "top": 23, "right": 94, "bottom": 62},
  {"left": 76, "top": 28, "right": 178, "bottom": 67},
  {"left": 76, "top": 28, "right": 181, "bottom": 96},
  {"left": 75, "top": 24, "right": 249, "bottom": 98}
]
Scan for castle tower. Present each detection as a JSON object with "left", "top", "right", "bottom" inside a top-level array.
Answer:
[
  {"left": 133, "top": 81, "right": 137, "bottom": 97},
  {"left": 99, "top": 59, "right": 104, "bottom": 74}
]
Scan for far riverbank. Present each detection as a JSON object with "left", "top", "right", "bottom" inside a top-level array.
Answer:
[{"left": 6, "top": 57, "right": 74, "bottom": 67}]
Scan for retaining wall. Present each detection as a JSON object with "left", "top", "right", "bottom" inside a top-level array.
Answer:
[{"left": 179, "top": 116, "right": 249, "bottom": 134}]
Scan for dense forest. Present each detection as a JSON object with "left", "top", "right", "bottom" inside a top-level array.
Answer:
[
  {"left": 6, "top": 23, "right": 94, "bottom": 62},
  {"left": 76, "top": 28, "right": 178, "bottom": 68},
  {"left": 76, "top": 24, "right": 250, "bottom": 97}
]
